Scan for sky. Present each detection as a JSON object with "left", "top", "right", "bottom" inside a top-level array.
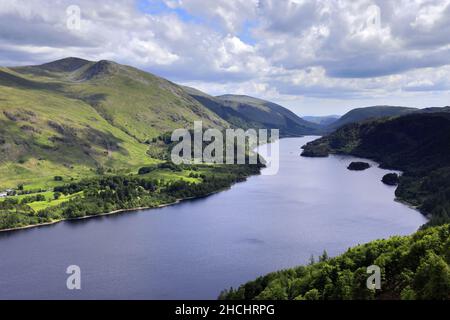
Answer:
[{"left": 1, "top": 0, "right": 450, "bottom": 116}]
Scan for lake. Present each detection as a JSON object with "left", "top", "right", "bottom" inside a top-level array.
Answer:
[{"left": 0, "top": 137, "right": 427, "bottom": 299}]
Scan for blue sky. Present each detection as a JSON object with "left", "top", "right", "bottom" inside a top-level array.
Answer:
[
  {"left": 1, "top": 0, "right": 450, "bottom": 116},
  {"left": 137, "top": 1, "right": 257, "bottom": 44},
  {"left": 137, "top": 0, "right": 198, "bottom": 23}
]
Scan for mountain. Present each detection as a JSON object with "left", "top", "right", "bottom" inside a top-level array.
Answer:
[
  {"left": 0, "top": 57, "right": 321, "bottom": 190},
  {"left": 302, "top": 110, "right": 450, "bottom": 226},
  {"left": 185, "top": 88, "right": 321, "bottom": 136},
  {"left": 10, "top": 58, "right": 228, "bottom": 141},
  {"left": 216, "top": 95, "right": 321, "bottom": 136},
  {"left": 303, "top": 115, "right": 340, "bottom": 126},
  {"left": 326, "top": 106, "right": 417, "bottom": 132},
  {"left": 0, "top": 57, "right": 229, "bottom": 189}
]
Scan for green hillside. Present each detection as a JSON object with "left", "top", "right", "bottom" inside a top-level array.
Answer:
[
  {"left": 0, "top": 58, "right": 228, "bottom": 189},
  {"left": 326, "top": 106, "right": 417, "bottom": 132},
  {"left": 185, "top": 88, "right": 320, "bottom": 136},
  {"left": 11, "top": 58, "right": 229, "bottom": 140},
  {"left": 0, "top": 57, "right": 286, "bottom": 231}
]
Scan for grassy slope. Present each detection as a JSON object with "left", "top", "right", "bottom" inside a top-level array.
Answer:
[
  {"left": 0, "top": 58, "right": 267, "bottom": 229},
  {"left": 0, "top": 58, "right": 228, "bottom": 189}
]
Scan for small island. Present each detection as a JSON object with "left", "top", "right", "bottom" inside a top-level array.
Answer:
[
  {"left": 382, "top": 173, "right": 400, "bottom": 186},
  {"left": 347, "top": 161, "right": 371, "bottom": 171}
]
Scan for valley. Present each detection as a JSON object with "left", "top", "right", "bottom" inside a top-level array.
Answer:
[
  {"left": 0, "top": 58, "right": 316, "bottom": 231},
  {"left": 0, "top": 58, "right": 449, "bottom": 301},
  {"left": 0, "top": 137, "right": 426, "bottom": 299}
]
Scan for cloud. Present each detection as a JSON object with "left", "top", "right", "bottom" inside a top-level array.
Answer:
[
  {"left": 161, "top": 0, "right": 259, "bottom": 33},
  {"left": 1, "top": 0, "right": 450, "bottom": 112},
  {"left": 254, "top": 0, "right": 450, "bottom": 77}
]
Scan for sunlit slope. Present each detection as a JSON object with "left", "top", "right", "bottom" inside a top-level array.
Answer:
[
  {"left": 0, "top": 69, "right": 152, "bottom": 188},
  {"left": 11, "top": 58, "right": 228, "bottom": 141},
  {"left": 0, "top": 58, "right": 228, "bottom": 188}
]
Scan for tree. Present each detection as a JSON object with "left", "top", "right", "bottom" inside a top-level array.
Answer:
[
  {"left": 413, "top": 252, "right": 450, "bottom": 300},
  {"left": 257, "top": 283, "right": 288, "bottom": 300},
  {"left": 304, "top": 289, "right": 320, "bottom": 300},
  {"left": 319, "top": 250, "right": 329, "bottom": 262},
  {"left": 400, "top": 287, "right": 416, "bottom": 300}
]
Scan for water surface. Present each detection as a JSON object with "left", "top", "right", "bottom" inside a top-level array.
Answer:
[{"left": 0, "top": 137, "right": 426, "bottom": 299}]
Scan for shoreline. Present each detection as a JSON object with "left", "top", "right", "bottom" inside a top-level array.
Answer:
[
  {"left": 0, "top": 179, "right": 245, "bottom": 234},
  {"left": 1, "top": 138, "right": 429, "bottom": 233},
  {"left": 322, "top": 151, "right": 430, "bottom": 222}
]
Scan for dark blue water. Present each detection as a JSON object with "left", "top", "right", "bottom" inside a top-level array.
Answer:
[{"left": 0, "top": 137, "right": 426, "bottom": 299}]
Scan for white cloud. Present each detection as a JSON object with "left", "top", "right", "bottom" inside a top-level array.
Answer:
[
  {"left": 1, "top": 0, "right": 450, "bottom": 114},
  {"left": 162, "top": 0, "right": 259, "bottom": 33}
]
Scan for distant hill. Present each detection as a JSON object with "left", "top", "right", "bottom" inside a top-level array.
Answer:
[
  {"left": 185, "top": 89, "right": 321, "bottom": 136},
  {"left": 416, "top": 106, "right": 450, "bottom": 114},
  {"left": 303, "top": 115, "right": 340, "bottom": 126},
  {"left": 326, "top": 106, "right": 417, "bottom": 132}
]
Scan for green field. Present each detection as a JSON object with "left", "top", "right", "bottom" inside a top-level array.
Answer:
[
  {"left": 0, "top": 167, "right": 203, "bottom": 213},
  {"left": 0, "top": 162, "right": 262, "bottom": 231}
]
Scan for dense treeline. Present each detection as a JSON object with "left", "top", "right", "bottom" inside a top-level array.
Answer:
[
  {"left": 0, "top": 163, "right": 262, "bottom": 230},
  {"left": 137, "top": 162, "right": 182, "bottom": 175},
  {"left": 301, "top": 112, "right": 450, "bottom": 227},
  {"left": 0, "top": 198, "right": 41, "bottom": 230},
  {"left": 220, "top": 224, "right": 450, "bottom": 300}
]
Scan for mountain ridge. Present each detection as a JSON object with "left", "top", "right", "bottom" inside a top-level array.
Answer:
[
  {"left": 185, "top": 89, "right": 321, "bottom": 136},
  {"left": 326, "top": 105, "right": 418, "bottom": 132}
]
